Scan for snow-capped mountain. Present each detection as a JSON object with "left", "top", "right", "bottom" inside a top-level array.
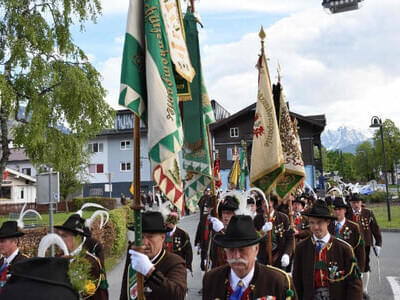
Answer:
[{"left": 322, "top": 126, "right": 371, "bottom": 151}]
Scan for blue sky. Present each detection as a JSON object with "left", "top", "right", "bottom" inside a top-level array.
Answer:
[{"left": 72, "top": 0, "right": 400, "bottom": 133}]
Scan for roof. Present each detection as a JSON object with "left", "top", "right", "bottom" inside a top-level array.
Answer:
[
  {"left": 5, "top": 167, "right": 36, "bottom": 183},
  {"left": 209, "top": 102, "right": 326, "bottom": 131},
  {"left": 8, "top": 148, "right": 30, "bottom": 162}
]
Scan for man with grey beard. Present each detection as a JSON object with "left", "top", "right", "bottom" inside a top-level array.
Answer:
[{"left": 202, "top": 215, "right": 297, "bottom": 300}]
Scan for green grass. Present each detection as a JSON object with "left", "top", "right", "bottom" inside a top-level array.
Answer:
[{"left": 370, "top": 203, "right": 400, "bottom": 229}]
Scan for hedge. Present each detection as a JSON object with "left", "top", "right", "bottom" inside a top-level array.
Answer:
[
  {"left": 70, "top": 197, "right": 117, "bottom": 211},
  {"left": 109, "top": 206, "right": 130, "bottom": 257},
  {"left": 17, "top": 205, "right": 131, "bottom": 272},
  {"left": 360, "top": 191, "right": 391, "bottom": 203}
]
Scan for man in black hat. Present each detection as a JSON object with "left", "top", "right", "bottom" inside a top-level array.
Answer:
[
  {"left": 195, "top": 190, "right": 214, "bottom": 272},
  {"left": 203, "top": 215, "right": 297, "bottom": 300},
  {"left": 55, "top": 214, "right": 108, "bottom": 300},
  {"left": 120, "top": 211, "right": 187, "bottom": 300},
  {"left": 0, "top": 257, "right": 79, "bottom": 300},
  {"left": 293, "top": 196, "right": 311, "bottom": 244},
  {"left": 329, "top": 197, "right": 365, "bottom": 273},
  {"left": 0, "top": 221, "right": 28, "bottom": 293},
  {"left": 208, "top": 195, "right": 239, "bottom": 268},
  {"left": 254, "top": 195, "right": 293, "bottom": 270},
  {"left": 346, "top": 193, "right": 382, "bottom": 299},
  {"left": 293, "top": 200, "right": 362, "bottom": 300},
  {"left": 165, "top": 212, "right": 193, "bottom": 274}
]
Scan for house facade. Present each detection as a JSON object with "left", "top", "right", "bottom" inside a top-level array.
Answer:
[
  {"left": 0, "top": 167, "right": 36, "bottom": 204},
  {"left": 83, "top": 110, "right": 153, "bottom": 198},
  {"left": 209, "top": 103, "right": 326, "bottom": 190}
]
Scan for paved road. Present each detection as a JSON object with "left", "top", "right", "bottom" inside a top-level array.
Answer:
[{"left": 108, "top": 213, "right": 400, "bottom": 300}]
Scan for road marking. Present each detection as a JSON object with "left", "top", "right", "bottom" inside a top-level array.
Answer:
[{"left": 387, "top": 277, "right": 400, "bottom": 300}]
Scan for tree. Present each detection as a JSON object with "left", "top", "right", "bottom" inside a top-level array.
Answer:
[
  {"left": 354, "top": 141, "right": 375, "bottom": 182},
  {"left": 0, "top": 0, "right": 114, "bottom": 197},
  {"left": 373, "top": 119, "right": 400, "bottom": 184}
]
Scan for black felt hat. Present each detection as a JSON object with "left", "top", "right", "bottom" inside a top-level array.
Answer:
[
  {"left": 302, "top": 200, "right": 337, "bottom": 220},
  {"left": 1, "top": 257, "right": 79, "bottom": 300},
  {"left": 128, "top": 211, "right": 172, "bottom": 233},
  {"left": 247, "top": 197, "right": 255, "bottom": 205},
  {"left": 293, "top": 196, "right": 306, "bottom": 207},
  {"left": 213, "top": 215, "right": 267, "bottom": 248},
  {"left": 333, "top": 197, "right": 348, "bottom": 209},
  {"left": 54, "top": 214, "right": 90, "bottom": 237},
  {"left": 0, "top": 221, "right": 24, "bottom": 239},
  {"left": 348, "top": 193, "right": 363, "bottom": 202},
  {"left": 220, "top": 195, "right": 239, "bottom": 211}
]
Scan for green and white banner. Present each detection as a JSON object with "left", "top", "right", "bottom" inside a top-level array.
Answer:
[
  {"left": 182, "top": 9, "right": 215, "bottom": 212},
  {"left": 119, "top": 0, "right": 192, "bottom": 210}
]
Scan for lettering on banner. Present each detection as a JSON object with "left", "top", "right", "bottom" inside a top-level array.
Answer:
[{"left": 145, "top": 3, "right": 176, "bottom": 122}]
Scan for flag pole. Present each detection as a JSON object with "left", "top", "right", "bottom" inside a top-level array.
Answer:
[
  {"left": 259, "top": 26, "right": 273, "bottom": 265},
  {"left": 190, "top": 0, "right": 195, "bottom": 13},
  {"left": 133, "top": 115, "right": 144, "bottom": 300}
]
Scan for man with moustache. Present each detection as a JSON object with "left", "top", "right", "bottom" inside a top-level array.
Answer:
[
  {"left": 203, "top": 215, "right": 297, "bottom": 300},
  {"left": 120, "top": 211, "right": 187, "bottom": 300}
]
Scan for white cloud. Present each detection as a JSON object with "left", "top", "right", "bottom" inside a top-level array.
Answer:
[
  {"left": 201, "top": 0, "right": 400, "bottom": 130},
  {"left": 114, "top": 35, "right": 124, "bottom": 45},
  {"left": 100, "top": 0, "right": 128, "bottom": 15},
  {"left": 196, "top": 0, "right": 314, "bottom": 14},
  {"left": 99, "top": 56, "right": 123, "bottom": 109},
  {"left": 100, "top": 0, "right": 314, "bottom": 15}
]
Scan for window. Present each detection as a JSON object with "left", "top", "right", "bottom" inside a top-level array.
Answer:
[
  {"left": 120, "top": 140, "right": 132, "bottom": 150},
  {"left": 89, "top": 164, "right": 104, "bottom": 174},
  {"left": 120, "top": 161, "right": 132, "bottom": 172},
  {"left": 88, "top": 142, "right": 103, "bottom": 153},
  {"left": 227, "top": 148, "right": 233, "bottom": 161},
  {"left": 22, "top": 168, "right": 31, "bottom": 176},
  {"left": 96, "top": 164, "right": 104, "bottom": 173},
  {"left": 230, "top": 127, "right": 239, "bottom": 138},
  {"left": 20, "top": 189, "right": 24, "bottom": 199}
]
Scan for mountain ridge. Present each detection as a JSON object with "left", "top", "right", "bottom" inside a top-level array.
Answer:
[{"left": 322, "top": 126, "right": 371, "bottom": 152}]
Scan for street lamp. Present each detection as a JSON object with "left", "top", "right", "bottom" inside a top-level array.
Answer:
[
  {"left": 370, "top": 116, "right": 391, "bottom": 221},
  {"left": 322, "top": 0, "right": 364, "bottom": 14}
]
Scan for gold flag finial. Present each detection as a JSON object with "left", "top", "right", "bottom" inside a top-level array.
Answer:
[
  {"left": 259, "top": 26, "right": 266, "bottom": 55},
  {"left": 277, "top": 62, "right": 281, "bottom": 83}
]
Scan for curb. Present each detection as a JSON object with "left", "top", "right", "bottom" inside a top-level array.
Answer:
[{"left": 381, "top": 228, "right": 400, "bottom": 233}]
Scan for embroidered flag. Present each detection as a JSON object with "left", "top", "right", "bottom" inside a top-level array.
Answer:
[
  {"left": 275, "top": 82, "right": 305, "bottom": 200},
  {"left": 119, "top": 0, "right": 190, "bottom": 210},
  {"left": 250, "top": 42, "right": 284, "bottom": 194},
  {"left": 214, "top": 156, "right": 222, "bottom": 189},
  {"left": 182, "top": 8, "right": 215, "bottom": 212},
  {"left": 128, "top": 265, "right": 137, "bottom": 300},
  {"left": 229, "top": 146, "right": 241, "bottom": 189},
  {"left": 239, "top": 143, "right": 249, "bottom": 190}
]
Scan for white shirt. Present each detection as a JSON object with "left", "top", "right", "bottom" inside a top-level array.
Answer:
[
  {"left": 5, "top": 248, "right": 19, "bottom": 265},
  {"left": 353, "top": 208, "right": 362, "bottom": 215},
  {"left": 335, "top": 218, "right": 346, "bottom": 229},
  {"left": 168, "top": 226, "right": 177, "bottom": 236},
  {"left": 151, "top": 249, "right": 163, "bottom": 263},
  {"left": 313, "top": 232, "right": 331, "bottom": 246},
  {"left": 229, "top": 266, "right": 255, "bottom": 291}
]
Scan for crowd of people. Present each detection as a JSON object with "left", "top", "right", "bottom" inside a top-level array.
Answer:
[{"left": 0, "top": 186, "right": 382, "bottom": 300}]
